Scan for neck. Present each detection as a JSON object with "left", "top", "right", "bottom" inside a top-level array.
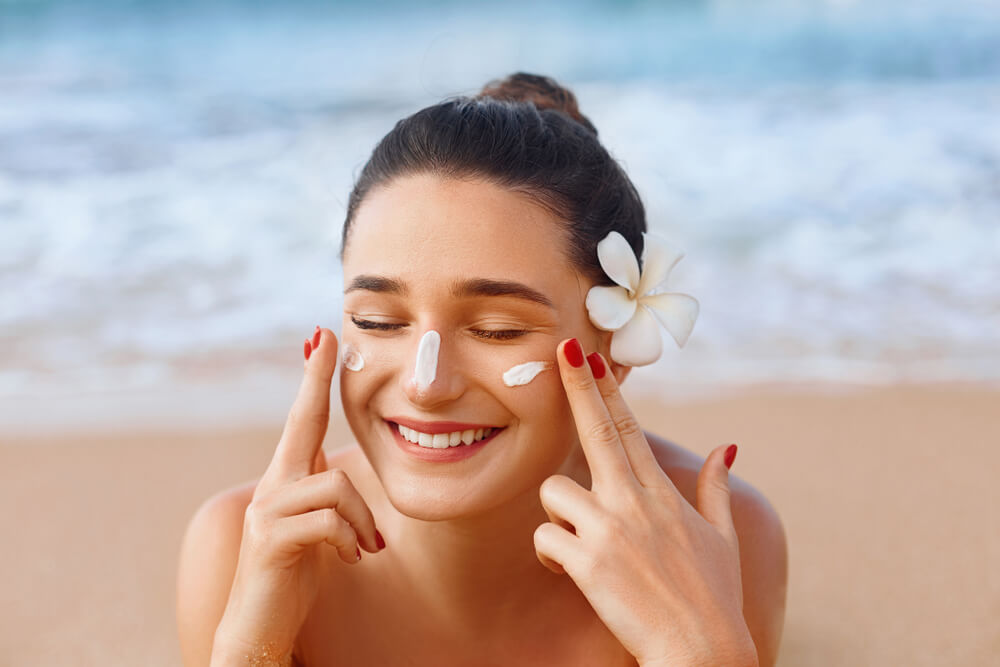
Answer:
[{"left": 385, "top": 445, "right": 592, "bottom": 636}]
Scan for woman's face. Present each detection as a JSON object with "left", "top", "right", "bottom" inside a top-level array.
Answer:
[{"left": 340, "top": 172, "right": 603, "bottom": 520}]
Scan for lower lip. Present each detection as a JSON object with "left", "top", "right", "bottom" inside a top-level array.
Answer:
[{"left": 389, "top": 422, "right": 502, "bottom": 463}]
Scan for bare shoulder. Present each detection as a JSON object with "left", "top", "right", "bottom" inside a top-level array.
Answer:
[
  {"left": 176, "top": 478, "right": 255, "bottom": 666},
  {"left": 184, "top": 444, "right": 361, "bottom": 529},
  {"left": 644, "top": 432, "right": 788, "bottom": 667},
  {"left": 175, "top": 445, "right": 362, "bottom": 666},
  {"left": 643, "top": 432, "right": 779, "bottom": 520}
]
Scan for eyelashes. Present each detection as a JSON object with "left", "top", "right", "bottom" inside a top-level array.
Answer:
[
  {"left": 350, "top": 315, "right": 405, "bottom": 331},
  {"left": 350, "top": 315, "right": 528, "bottom": 340},
  {"left": 471, "top": 329, "right": 528, "bottom": 341}
]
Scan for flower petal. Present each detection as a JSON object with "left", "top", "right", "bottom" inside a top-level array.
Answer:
[
  {"left": 586, "top": 285, "right": 637, "bottom": 331},
  {"left": 637, "top": 232, "right": 685, "bottom": 297},
  {"left": 597, "top": 231, "right": 641, "bottom": 293},
  {"left": 609, "top": 305, "right": 663, "bottom": 367},
  {"left": 642, "top": 292, "right": 699, "bottom": 348}
]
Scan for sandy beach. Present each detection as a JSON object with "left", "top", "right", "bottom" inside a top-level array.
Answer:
[
  {"left": 1, "top": 382, "right": 997, "bottom": 666},
  {"left": 4, "top": 0, "right": 999, "bottom": 665}
]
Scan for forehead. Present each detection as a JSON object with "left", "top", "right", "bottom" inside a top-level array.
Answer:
[{"left": 343, "top": 173, "right": 577, "bottom": 288}]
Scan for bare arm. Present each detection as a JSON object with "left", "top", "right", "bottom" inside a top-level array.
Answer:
[{"left": 643, "top": 433, "right": 789, "bottom": 666}]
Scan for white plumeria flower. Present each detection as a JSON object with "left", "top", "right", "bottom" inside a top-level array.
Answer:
[{"left": 585, "top": 231, "right": 700, "bottom": 367}]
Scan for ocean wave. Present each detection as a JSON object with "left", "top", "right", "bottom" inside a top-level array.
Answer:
[{"left": 2, "top": 1, "right": 999, "bottom": 420}]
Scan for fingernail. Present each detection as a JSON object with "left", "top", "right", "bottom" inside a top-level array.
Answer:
[
  {"left": 355, "top": 546, "right": 361, "bottom": 561},
  {"left": 312, "top": 326, "right": 322, "bottom": 349},
  {"left": 375, "top": 529, "right": 385, "bottom": 550},
  {"left": 304, "top": 339, "right": 312, "bottom": 361},
  {"left": 564, "top": 338, "right": 584, "bottom": 367},
  {"left": 724, "top": 444, "right": 738, "bottom": 469},
  {"left": 586, "top": 352, "right": 606, "bottom": 379}
]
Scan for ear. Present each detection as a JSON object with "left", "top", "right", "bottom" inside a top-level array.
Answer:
[
  {"left": 610, "top": 361, "right": 632, "bottom": 385},
  {"left": 593, "top": 330, "right": 633, "bottom": 385}
]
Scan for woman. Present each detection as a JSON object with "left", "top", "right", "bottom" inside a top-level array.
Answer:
[{"left": 177, "top": 73, "right": 788, "bottom": 667}]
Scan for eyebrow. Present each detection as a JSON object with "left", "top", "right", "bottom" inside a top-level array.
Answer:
[
  {"left": 345, "top": 275, "right": 406, "bottom": 295},
  {"left": 345, "top": 275, "right": 554, "bottom": 309}
]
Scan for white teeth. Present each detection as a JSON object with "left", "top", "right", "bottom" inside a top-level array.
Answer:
[{"left": 397, "top": 423, "right": 499, "bottom": 449}]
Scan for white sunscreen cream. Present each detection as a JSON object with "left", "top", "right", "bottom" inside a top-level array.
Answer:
[
  {"left": 341, "top": 343, "right": 365, "bottom": 372},
  {"left": 502, "top": 361, "right": 552, "bottom": 387},
  {"left": 413, "top": 330, "right": 441, "bottom": 390}
]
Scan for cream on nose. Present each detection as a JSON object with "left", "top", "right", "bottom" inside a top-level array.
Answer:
[{"left": 413, "top": 330, "right": 441, "bottom": 390}]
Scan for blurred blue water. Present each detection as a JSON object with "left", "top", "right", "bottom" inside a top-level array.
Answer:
[{"left": 2, "top": 0, "right": 999, "bottom": 421}]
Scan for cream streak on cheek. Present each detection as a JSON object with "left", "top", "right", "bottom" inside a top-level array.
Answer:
[
  {"left": 502, "top": 361, "right": 552, "bottom": 387},
  {"left": 413, "top": 330, "right": 441, "bottom": 389},
  {"left": 341, "top": 343, "right": 365, "bottom": 372}
]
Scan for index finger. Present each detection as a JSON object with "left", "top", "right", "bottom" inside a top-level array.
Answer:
[
  {"left": 586, "top": 351, "right": 677, "bottom": 491},
  {"left": 556, "top": 337, "right": 638, "bottom": 493},
  {"left": 269, "top": 327, "right": 339, "bottom": 483}
]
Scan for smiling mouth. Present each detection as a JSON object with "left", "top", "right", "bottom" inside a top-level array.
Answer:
[{"left": 387, "top": 420, "right": 505, "bottom": 449}]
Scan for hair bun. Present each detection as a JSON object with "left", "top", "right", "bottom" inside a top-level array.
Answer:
[{"left": 477, "top": 72, "right": 598, "bottom": 136}]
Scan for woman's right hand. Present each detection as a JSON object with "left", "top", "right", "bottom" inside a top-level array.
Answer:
[{"left": 212, "top": 327, "right": 385, "bottom": 666}]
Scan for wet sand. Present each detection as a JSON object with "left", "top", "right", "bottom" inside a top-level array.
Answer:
[{"left": 1, "top": 383, "right": 997, "bottom": 666}]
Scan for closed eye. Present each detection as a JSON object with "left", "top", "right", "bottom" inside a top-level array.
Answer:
[
  {"left": 351, "top": 315, "right": 407, "bottom": 331},
  {"left": 470, "top": 328, "right": 529, "bottom": 341},
  {"left": 351, "top": 315, "right": 528, "bottom": 340}
]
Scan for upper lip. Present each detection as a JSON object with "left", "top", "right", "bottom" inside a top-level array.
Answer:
[{"left": 387, "top": 417, "right": 503, "bottom": 434}]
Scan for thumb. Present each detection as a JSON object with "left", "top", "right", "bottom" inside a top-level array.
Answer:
[{"left": 696, "top": 443, "right": 738, "bottom": 543}]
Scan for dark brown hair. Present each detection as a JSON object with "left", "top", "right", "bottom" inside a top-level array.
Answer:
[{"left": 340, "top": 72, "right": 647, "bottom": 285}]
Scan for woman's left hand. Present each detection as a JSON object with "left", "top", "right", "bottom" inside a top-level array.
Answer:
[{"left": 533, "top": 338, "right": 758, "bottom": 667}]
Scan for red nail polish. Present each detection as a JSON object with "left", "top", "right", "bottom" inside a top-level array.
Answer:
[
  {"left": 304, "top": 340, "right": 312, "bottom": 361},
  {"left": 724, "top": 444, "right": 738, "bottom": 469},
  {"left": 312, "top": 326, "right": 321, "bottom": 349},
  {"left": 586, "top": 352, "right": 606, "bottom": 379},
  {"left": 375, "top": 529, "right": 385, "bottom": 550},
  {"left": 564, "top": 338, "right": 584, "bottom": 367}
]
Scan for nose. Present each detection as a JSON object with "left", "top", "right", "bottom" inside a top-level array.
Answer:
[{"left": 400, "top": 329, "right": 467, "bottom": 409}]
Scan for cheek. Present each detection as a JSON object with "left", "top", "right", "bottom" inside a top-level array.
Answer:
[
  {"left": 479, "top": 354, "right": 571, "bottom": 428},
  {"left": 500, "top": 360, "right": 552, "bottom": 387},
  {"left": 502, "top": 372, "right": 578, "bottom": 467},
  {"left": 338, "top": 339, "right": 392, "bottom": 417},
  {"left": 340, "top": 342, "right": 365, "bottom": 371},
  {"left": 338, "top": 335, "right": 574, "bottom": 429}
]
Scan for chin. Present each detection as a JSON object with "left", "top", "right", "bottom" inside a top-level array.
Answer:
[
  {"left": 385, "top": 486, "right": 478, "bottom": 521},
  {"left": 381, "top": 480, "right": 497, "bottom": 522}
]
